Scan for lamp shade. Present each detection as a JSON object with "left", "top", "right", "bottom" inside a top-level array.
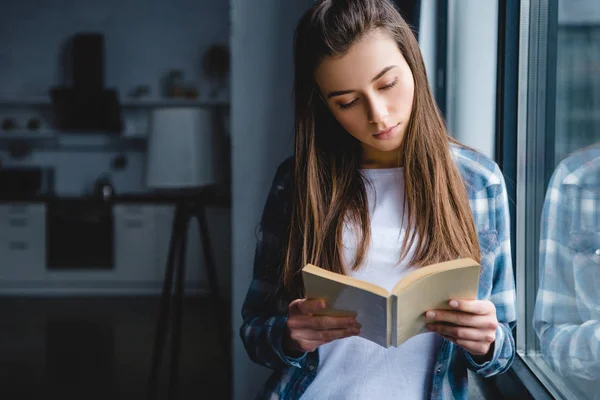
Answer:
[{"left": 145, "top": 107, "right": 217, "bottom": 189}]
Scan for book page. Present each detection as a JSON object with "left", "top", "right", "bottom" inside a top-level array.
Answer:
[
  {"left": 391, "top": 258, "right": 478, "bottom": 294},
  {"left": 303, "top": 271, "right": 392, "bottom": 347},
  {"left": 393, "top": 265, "right": 479, "bottom": 346}
]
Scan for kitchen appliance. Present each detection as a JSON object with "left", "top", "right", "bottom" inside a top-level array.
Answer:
[
  {"left": 92, "top": 174, "right": 115, "bottom": 202},
  {"left": 46, "top": 199, "right": 113, "bottom": 270},
  {"left": 50, "top": 32, "right": 122, "bottom": 133},
  {"left": 71, "top": 33, "right": 104, "bottom": 91},
  {"left": 0, "top": 167, "right": 54, "bottom": 200}
]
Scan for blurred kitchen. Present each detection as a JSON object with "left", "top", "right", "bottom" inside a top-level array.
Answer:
[{"left": 0, "top": 0, "right": 231, "bottom": 399}]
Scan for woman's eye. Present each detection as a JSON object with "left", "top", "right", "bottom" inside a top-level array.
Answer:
[
  {"left": 339, "top": 99, "right": 359, "bottom": 109},
  {"left": 336, "top": 79, "right": 397, "bottom": 109},
  {"left": 380, "top": 78, "right": 398, "bottom": 91}
]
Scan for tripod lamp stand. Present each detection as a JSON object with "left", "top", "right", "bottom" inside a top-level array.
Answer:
[{"left": 145, "top": 107, "right": 227, "bottom": 399}]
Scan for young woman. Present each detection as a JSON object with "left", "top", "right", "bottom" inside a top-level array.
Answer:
[{"left": 240, "top": 0, "right": 516, "bottom": 399}]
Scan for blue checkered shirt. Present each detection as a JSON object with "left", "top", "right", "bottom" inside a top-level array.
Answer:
[
  {"left": 533, "top": 144, "right": 600, "bottom": 383},
  {"left": 240, "top": 145, "right": 517, "bottom": 399}
]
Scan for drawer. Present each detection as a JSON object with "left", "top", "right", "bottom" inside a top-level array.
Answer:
[
  {"left": 114, "top": 206, "right": 158, "bottom": 282},
  {"left": 0, "top": 238, "right": 46, "bottom": 280},
  {"left": 0, "top": 214, "right": 46, "bottom": 241},
  {"left": 0, "top": 203, "right": 29, "bottom": 216},
  {"left": 2, "top": 239, "right": 33, "bottom": 254},
  {"left": 0, "top": 203, "right": 45, "bottom": 216},
  {"left": 0, "top": 203, "right": 45, "bottom": 224},
  {"left": 0, "top": 224, "right": 45, "bottom": 248},
  {"left": 113, "top": 204, "right": 155, "bottom": 218}
]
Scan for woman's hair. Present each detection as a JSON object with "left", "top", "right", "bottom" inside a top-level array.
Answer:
[{"left": 283, "top": 0, "right": 480, "bottom": 299}]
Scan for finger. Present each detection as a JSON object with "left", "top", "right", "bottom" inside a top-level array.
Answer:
[
  {"left": 288, "top": 315, "right": 360, "bottom": 330},
  {"left": 425, "top": 310, "right": 498, "bottom": 330},
  {"left": 426, "top": 323, "right": 496, "bottom": 343},
  {"left": 288, "top": 299, "right": 303, "bottom": 315},
  {"left": 294, "top": 298, "right": 327, "bottom": 315},
  {"left": 289, "top": 298, "right": 323, "bottom": 315},
  {"left": 290, "top": 327, "right": 360, "bottom": 343},
  {"left": 447, "top": 299, "right": 496, "bottom": 315}
]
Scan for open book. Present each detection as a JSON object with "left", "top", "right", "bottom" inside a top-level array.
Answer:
[{"left": 301, "top": 258, "right": 480, "bottom": 348}]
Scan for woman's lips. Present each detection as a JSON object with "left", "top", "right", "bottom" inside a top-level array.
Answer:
[{"left": 372, "top": 123, "right": 399, "bottom": 139}]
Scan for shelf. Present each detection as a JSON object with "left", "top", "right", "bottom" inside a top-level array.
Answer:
[
  {"left": 0, "top": 131, "right": 146, "bottom": 151},
  {"left": 0, "top": 97, "right": 50, "bottom": 106},
  {"left": 0, "top": 97, "right": 229, "bottom": 108},
  {"left": 0, "top": 131, "right": 56, "bottom": 139},
  {"left": 121, "top": 98, "right": 229, "bottom": 107}
]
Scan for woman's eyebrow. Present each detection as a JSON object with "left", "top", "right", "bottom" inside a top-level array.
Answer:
[{"left": 326, "top": 65, "right": 398, "bottom": 99}]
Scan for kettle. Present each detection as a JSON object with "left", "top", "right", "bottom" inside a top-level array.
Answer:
[{"left": 93, "top": 174, "right": 115, "bottom": 202}]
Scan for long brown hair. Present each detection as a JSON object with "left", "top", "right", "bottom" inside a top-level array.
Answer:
[{"left": 284, "top": 0, "right": 480, "bottom": 299}]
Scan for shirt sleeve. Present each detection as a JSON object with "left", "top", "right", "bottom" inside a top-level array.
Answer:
[
  {"left": 533, "top": 163, "right": 600, "bottom": 380},
  {"left": 465, "top": 166, "right": 517, "bottom": 377},
  {"left": 239, "top": 157, "right": 310, "bottom": 370}
]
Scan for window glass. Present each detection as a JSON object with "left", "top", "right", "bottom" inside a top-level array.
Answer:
[{"left": 532, "top": 1, "right": 600, "bottom": 399}]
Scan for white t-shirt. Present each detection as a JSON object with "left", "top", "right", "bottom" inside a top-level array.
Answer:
[{"left": 300, "top": 168, "right": 443, "bottom": 400}]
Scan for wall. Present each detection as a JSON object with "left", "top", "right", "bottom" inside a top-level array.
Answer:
[
  {"left": 230, "top": 0, "right": 314, "bottom": 398},
  {"left": 418, "top": 0, "right": 437, "bottom": 92},
  {"left": 447, "top": 0, "right": 498, "bottom": 159},
  {"left": 0, "top": 0, "right": 229, "bottom": 100}
]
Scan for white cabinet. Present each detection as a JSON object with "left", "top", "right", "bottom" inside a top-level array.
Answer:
[
  {"left": 113, "top": 204, "right": 158, "bottom": 283},
  {"left": 0, "top": 203, "right": 46, "bottom": 281},
  {"left": 114, "top": 203, "right": 203, "bottom": 290},
  {"left": 0, "top": 201, "right": 214, "bottom": 294}
]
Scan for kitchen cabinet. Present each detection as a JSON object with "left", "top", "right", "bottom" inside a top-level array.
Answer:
[
  {"left": 0, "top": 203, "right": 46, "bottom": 281},
  {"left": 114, "top": 204, "right": 202, "bottom": 290},
  {"left": 113, "top": 204, "right": 159, "bottom": 283},
  {"left": 0, "top": 201, "right": 223, "bottom": 295}
]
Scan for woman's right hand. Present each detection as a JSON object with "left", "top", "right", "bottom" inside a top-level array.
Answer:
[{"left": 283, "top": 298, "right": 361, "bottom": 356}]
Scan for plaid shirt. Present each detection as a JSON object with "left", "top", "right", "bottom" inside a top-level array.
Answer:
[
  {"left": 240, "top": 145, "right": 516, "bottom": 400},
  {"left": 533, "top": 144, "right": 600, "bottom": 382}
]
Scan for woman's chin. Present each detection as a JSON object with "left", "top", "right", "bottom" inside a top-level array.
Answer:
[{"left": 364, "top": 138, "right": 404, "bottom": 154}]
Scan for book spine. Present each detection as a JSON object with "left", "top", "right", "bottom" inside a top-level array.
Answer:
[{"left": 391, "top": 295, "right": 398, "bottom": 347}]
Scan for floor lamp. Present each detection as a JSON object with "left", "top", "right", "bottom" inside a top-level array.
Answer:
[{"left": 145, "top": 107, "right": 227, "bottom": 399}]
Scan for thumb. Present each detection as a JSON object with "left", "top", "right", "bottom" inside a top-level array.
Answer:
[{"left": 288, "top": 298, "right": 305, "bottom": 316}]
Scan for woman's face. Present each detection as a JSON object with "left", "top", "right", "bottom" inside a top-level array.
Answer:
[{"left": 314, "top": 29, "right": 415, "bottom": 168}]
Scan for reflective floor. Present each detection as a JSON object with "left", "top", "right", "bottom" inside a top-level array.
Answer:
[{"left": 0, "top": 296, "right": 231, "bottom": 400}]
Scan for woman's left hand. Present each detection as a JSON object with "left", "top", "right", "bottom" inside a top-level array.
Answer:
[{"left": 425, "top": 299, "right": 498, "bottom": 362}]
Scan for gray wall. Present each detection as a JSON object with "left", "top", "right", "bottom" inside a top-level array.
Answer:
[
  {"left": 230, "top": 0, "right": 313, "bottom": 398},
  {"left": 0, "top": 0, "right": 229, "bottom": 100},
  {"left": 446, "top": 0, "right": 498, "bottom": 159}
]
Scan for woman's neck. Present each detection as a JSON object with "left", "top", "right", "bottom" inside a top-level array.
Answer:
[{"left": 360, "top": 147, "right": 404, "bottom": 169}]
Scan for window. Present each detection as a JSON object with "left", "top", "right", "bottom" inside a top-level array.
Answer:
[{"left": 516, "top": 0, "right": 600, "bottom": 399}]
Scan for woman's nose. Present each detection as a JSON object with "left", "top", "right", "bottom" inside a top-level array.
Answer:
[{"left": 367, "top": 96, "right": 388, "bottom": 124}]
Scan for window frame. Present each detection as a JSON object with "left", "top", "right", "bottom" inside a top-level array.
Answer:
[
  {"left": 509, "top": 0, "right": 589, "bottom": 399},
  {"left": 434, "top": 0, "right": 448, "bottom": 118},
  {"left": 492, "top": 0, "right": 589, "bottom": 398}
]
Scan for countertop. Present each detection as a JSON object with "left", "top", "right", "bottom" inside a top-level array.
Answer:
[{"left": 0, "top": 185, "right": 231, "bottom": 207}]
